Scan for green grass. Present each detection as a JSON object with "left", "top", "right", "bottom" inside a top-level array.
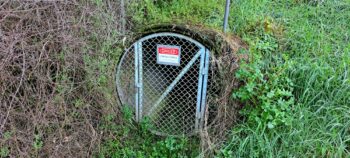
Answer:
[
  {"left": 109, "top": 0, "right": 350, "bottom": 157},
  {"left": 97, "top": 106, "right": 200, "bottom": 158},
  {"left": 219, "top": 0, "right": 350, "bottom": 157},
  {"left": 130, "top": 0, "right": 225, "bottom": 27}
]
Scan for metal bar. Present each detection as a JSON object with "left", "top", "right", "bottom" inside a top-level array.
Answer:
[
  {"left": 199, "top": 49, "right": 210, "bottom": 129},
  {"left": 223, "top": 0, "right": 231, "bottom": 32},
  {"left": 147, "top": 50, "right": 203, "bottom": 116},
  {"left": 195, "top": 48, "right": 206, "bottom": 131},
  {"left": 138, "top": 42, "right": 143, "bottom": 120},
  {"left": 134, "top": 43, "right": 139, "bottom": 122}
]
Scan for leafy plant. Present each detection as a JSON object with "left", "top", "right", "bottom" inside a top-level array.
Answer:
[
  {"left": 33, "top": 134, "right": 43, "bottom": 150},
  {"left": 0, "top": 147, "right": 9, "bottom": 158},
  {"left": 97, "top": 106, "right": 199, "bottom": 157},
  {"left": 233, "top": 34, "right": 295, "bottom": 129},
  {"left": 216, "top": 0, "right": 350, "bottom": 157}
]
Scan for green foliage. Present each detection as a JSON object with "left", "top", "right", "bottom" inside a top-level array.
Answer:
[
  {"left": 100, "top": 136, "right": 195, "bottom": 158},
  {"left": 0, "top": 131, "right": 11, "bottom": 157},
  {"left": 233, "top": 34, "right": 295, "bottom": 129},
  {"left": 3, "top": 131, "right": 12, "bottom": 140},
  {"left": 115, "top": 0, "right": 350, "bottom": 157},
  {"left": 217, "top": 0, "right": 350, "bottom": 157},
  {"left": 93, "top": 0, "right": 102, "bottom": 6},
  {"left": 131, "top": 0, "right": 225, "bottom": 28},
  {"left": 33, "top": 134, "right": 43, "bottom": 150},
  {"left": 0, "top": 147, "right": 9, "bottom": 158},
  {"left": 121, "top": 105, "right": 134, "bottom": 122},
  {"left": 98, "top": 107, "right": 199, "bottom": 158},
  {"left": 234, "top": 61, "right": 295, "bottom": 129},
  {"left": 148, "top": 137, "right": 193, "bottom": 158}
]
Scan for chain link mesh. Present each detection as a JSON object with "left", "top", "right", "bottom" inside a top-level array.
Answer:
[
  {"left": 117, "top": 33, "right": 208, "bottom": 136},
  {"left": 116, "top": 46, "right": 136, "bottom": 110},
  {"left": 117, "top": 27, "right": 246, "bottom": 156}
]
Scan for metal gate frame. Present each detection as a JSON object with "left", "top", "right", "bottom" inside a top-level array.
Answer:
[{"left": 122, "top": 32, "right": 210, "bottom": 132}]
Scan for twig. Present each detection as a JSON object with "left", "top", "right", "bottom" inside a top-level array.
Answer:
[{"left": 0, "top": 46, "right": 26, "bottom": 132}]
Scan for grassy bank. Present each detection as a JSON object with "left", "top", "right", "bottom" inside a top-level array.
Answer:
[
  {"left": 220, "top": 0, "right": 350, "bottom": 157},
  {"left": 1, "top": 0, "right": 349, "bottom": 157},
  {"left": 127, "top": 0, "right": 350, "bottom": 157}
]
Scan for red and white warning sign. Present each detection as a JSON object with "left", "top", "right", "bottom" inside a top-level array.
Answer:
[{"left": 157, "top": 45, "right": 181, "bottom": 66}]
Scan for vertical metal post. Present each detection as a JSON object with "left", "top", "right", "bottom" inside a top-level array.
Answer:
[
  {"left": 223, "top": 0, "right": 231, "bottom": 32},
  {"left": 199, "top": 50, "right": 210, "bottom": 129},
  {"left": 138, "top": 42, "right": 143, "bottom": 120},
  {"left": 195, "top": 48, "right": 206, "bottom": 131},
  {"left": 134, "top": 43, "right": 139, "bottom": 122}
]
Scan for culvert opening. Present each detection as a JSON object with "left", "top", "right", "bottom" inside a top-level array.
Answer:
[
  {"left": 116, "top": 25, "right": 247, "bottom": 137},
  {"left": 117, "top": 32, "right": 212, "bottom": 136}
]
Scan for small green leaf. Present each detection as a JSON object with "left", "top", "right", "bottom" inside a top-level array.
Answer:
[
  {"left": 267, "top": 122, "right": 275, "bottom": 129},
  {"left": 267, "top": 90, "right": 275, "bottom": 98}
]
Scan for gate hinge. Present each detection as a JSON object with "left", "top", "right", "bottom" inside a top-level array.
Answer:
[{"left": 136, "top": 83, "right": 141, "bottom": 88}]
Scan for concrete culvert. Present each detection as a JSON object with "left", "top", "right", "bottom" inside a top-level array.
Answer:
[{"left": 116, "top": 24, "right": 247, "bottom": 140}]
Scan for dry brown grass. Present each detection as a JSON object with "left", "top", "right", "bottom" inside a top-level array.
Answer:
[
  {"left": 0, "top": 1, "right": 246, "bottom": 156},
  {"left": 0, "top": 1, "right": 125, "bottom": 157}
]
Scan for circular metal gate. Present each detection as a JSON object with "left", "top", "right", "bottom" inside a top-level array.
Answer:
[{"left": 116, "top": 32, "right": 210, "bottom": 136}]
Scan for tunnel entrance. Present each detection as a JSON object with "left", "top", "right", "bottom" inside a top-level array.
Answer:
[{"left": 116, "top": 32, "right": 211, "bottom": 136}]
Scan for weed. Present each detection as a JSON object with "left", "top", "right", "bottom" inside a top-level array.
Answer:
[
  {"left": 0, "top": 147, "right": 9, "bottom": 158},
  {"left": 98, "top": 105, "right": 199, "bottom": 157},
  {"left": 234, "top": 62, "right": 295, "bottom": 129},
  {"left": 33, "top": 134, "right": 43, "bottom": 150},
  {"left": 217, "top": 0, "right": 350, "bottom": 157}
]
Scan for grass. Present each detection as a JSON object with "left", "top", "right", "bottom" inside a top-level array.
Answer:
[
  {"left": 97, "top": 106, "right": 200, "bottom": 158},
  {"left": 1, "top": 0, "right": 346, "bottom": 157},
  {"left": 1, "top": 0, "right": 348, "bottom": 156},
  {"left": 219, "top": 0, "right": 350, "bottom": 157},
  {"left": 123, "top": 0, "right": 350, "bottom": 157}
]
